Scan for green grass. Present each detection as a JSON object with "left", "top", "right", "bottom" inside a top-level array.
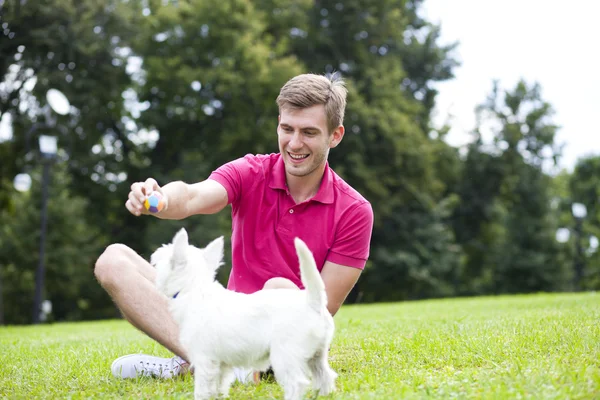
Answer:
[{"left": 1, "top": 292, "right": 599, "bottom": 399}]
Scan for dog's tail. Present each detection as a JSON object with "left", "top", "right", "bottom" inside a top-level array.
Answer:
[{"left": 294, "top": 238, "right": 327, "bottom": 312}]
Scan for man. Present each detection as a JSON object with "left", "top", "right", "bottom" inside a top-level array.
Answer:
[{"left": 94, "top": 73, "right": 374, "bottom": 381}]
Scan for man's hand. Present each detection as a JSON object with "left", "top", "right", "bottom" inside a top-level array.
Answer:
[{"left": 126, "top": 178, "right": 168, "bottom": 217}]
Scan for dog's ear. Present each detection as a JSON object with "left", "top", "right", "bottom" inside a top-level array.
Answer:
[
  {"left": 171, "top": 228, "right": 189, "bottom": 265},
  {"left": 203, "top": 236, "right": 224, "bottom": 269},
  {"left": 173, "top": 228, "right": 189, "bottom": 246}
]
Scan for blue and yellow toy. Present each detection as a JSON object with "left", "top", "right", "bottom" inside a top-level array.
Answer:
[{"left": 144, "top": 191, "right": 165, "bottom": 213}]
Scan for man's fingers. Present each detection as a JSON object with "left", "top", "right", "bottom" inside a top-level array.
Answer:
[
  {"left": 129, "top": 182, "right": 145, "bottom": 202},
  {"left": 126, "top": 199, "right": 142, "bottom": 216},
  {"left": 144, "top": 178, "right": 159, "bottom": 196},
  {"left": 128, "top": 190, "right": 144, "bottom": 211}
]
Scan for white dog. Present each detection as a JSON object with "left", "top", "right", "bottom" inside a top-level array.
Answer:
[{"left": 151, "top": 228, "right": 337, "bottom": 400}]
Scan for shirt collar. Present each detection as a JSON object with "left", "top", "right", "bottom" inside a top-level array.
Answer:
[{"left": 269, "top": 154, "right": 334, "bottom": 204}]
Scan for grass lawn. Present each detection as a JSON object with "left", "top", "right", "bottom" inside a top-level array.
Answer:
[{"left": 1, "top": 292, "right": 599, "bottom": 399}]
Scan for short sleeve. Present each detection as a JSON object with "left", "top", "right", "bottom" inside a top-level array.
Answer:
[
  {"left": 208, "top": 154, "right": 263, "bottom": 205},
  {"left": 326, "top": 202, "right": 374, "bottom": 269}
]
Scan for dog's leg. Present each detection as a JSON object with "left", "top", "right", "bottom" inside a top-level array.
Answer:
[
  {"left": 217, "top": 365, "right": 235, "bottom": 398},
  {"left": 270, "top": 353, "right": 310, "bottom": 400},
  {"left": 193, "top": 360, "right": 221, "bottom": 400},
  {"left": 308, "top": 348, "right": 337, "bottom": 396},
  {"left": 193, "top": 374, "right": 211, "bottom": 400}
]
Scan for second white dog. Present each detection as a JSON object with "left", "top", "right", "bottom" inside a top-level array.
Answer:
[{"left": 151, "top": 228, "right": 337, "bottom": 400}]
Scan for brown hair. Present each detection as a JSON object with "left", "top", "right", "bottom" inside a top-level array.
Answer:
[{"left": 276, "top": 73, "right": 347, "bottom": 134}]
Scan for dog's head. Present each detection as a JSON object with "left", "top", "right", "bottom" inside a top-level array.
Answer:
[{"left": 151, "top": 228, "right": 225, "bottom": 298}]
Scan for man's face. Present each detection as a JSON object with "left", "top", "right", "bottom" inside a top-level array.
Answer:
[{"left": 277, "top": 105, "right": 344, "bottom": 178}]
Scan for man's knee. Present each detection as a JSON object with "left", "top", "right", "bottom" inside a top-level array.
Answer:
[
  {"left": 263, "top": 277, "right": 299, "bottom": 290},
  {"left": 94, "top": 243, "right": 132, "bottom": 286}
]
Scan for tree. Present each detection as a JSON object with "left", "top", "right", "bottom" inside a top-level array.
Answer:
[
  {"left": 452, "top": 80, "right": 568, "bottom": 294},
  {"left": 567, "top": 156, "right": 600, "bottom": 289}
]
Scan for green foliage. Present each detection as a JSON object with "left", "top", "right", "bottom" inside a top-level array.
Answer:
[
  {"left": 567, "top": 156, "right": 600, "bottom": 289},
  {"left": 452, "top": 80, "right": 568, "bottom": 294}
]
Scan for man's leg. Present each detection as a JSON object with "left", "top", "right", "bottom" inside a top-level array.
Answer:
[
  {"left": 94, "top": 243, "right": 189, "bottom": 377},
  {"left": 263, "top": 277, "right": 300, "bottom": 290}
]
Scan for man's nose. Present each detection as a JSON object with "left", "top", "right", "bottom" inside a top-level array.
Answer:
[{"left": 289, "top": 131, "right": 303, "bottom": 149}]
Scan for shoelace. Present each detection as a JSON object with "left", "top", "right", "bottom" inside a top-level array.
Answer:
[{"left": 135, "top": 359, "right": 181, "bottom": 377}]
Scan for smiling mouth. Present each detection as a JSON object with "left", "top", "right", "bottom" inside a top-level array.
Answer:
[{"left": 288, "top": 152, "right": 309, "bottom": 161}]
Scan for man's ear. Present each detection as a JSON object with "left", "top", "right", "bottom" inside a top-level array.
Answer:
[
  {"left": 329, "top": 125, "right": 345, "bottom": 148},
  {"left": 204, "top": 236, "right": 225, "bottom": 269}
]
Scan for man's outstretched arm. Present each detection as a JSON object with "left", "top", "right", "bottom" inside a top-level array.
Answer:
[{"left": 126, "top": 178, "right": 228, "bottom": 220}]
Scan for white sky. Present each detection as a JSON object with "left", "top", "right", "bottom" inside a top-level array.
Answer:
[{"left": 422, "top": 0, "right": 600, "bottom": 171}]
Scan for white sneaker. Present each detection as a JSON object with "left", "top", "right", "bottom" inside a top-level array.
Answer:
[{"left": 111, "top": 354, "right": 188, "bottom": 379}]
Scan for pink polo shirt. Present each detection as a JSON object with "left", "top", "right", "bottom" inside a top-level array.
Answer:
[{"left": 208, "top": 153, "right": 374, "bottom": 294}]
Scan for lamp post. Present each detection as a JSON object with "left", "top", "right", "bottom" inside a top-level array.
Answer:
[
  {"left": 27, "top": 88, "right": 70, "bottom": 324},
  {"left": 32, "top": 135, "right": 58, "bottom": 324},
  {"left": 571, "top": 203, "right": 587, "bottom": 291}
]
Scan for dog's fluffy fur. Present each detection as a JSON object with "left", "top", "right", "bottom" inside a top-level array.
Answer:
[{"left": 151, "top": 229, "right": 337, "bottom": 400}]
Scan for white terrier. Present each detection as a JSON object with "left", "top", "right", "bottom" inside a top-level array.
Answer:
[{"left": 151, "top": 228, "right": 337, "bottom": 400}]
